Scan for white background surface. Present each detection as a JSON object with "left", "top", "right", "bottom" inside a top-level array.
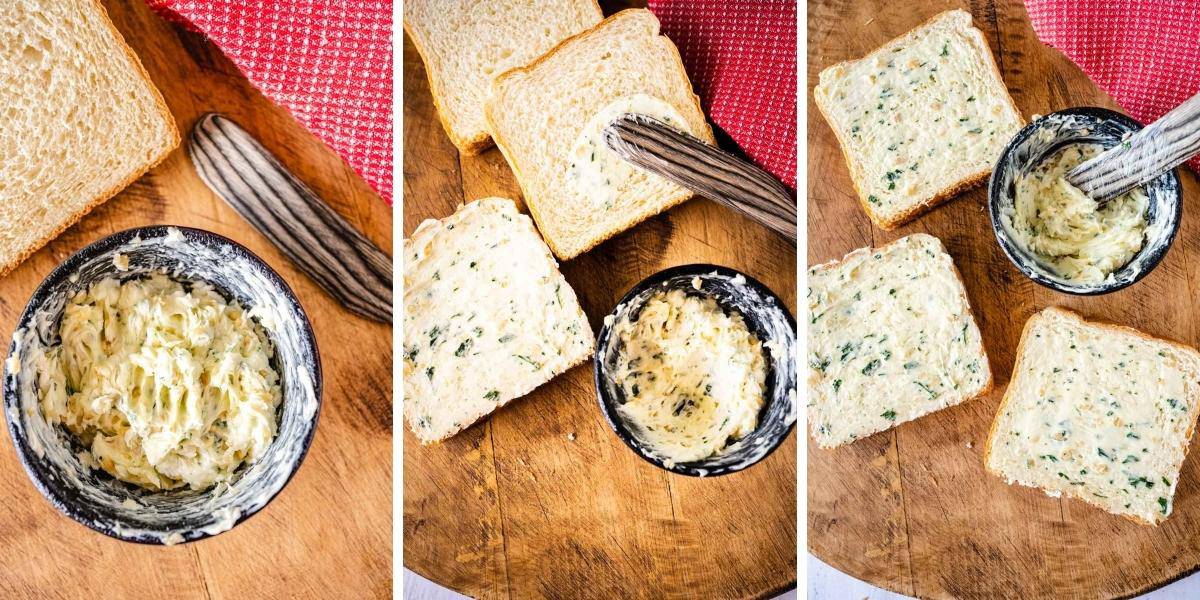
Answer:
[{"left": 806, "top": 554, "right": 1200, "bottom": 599}]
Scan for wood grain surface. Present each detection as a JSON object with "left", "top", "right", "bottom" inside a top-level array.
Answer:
[
  {"left": 402, "top": 2, "right": 798, "bottom": 598},
  {"left": 0, "top": 1, "right": 392, "bottom": 597},
  {"left": 808, "top": 1, "right": 1200, "bottom": 598}
]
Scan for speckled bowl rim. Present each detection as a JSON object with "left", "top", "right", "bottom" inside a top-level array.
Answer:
[
  {"left": 987, "top": 107, "right": 1183, "bottom": 296},
  {"left": 2, "top": 226, "right": 323, "bottom": 544},
  {"left": 593, "top": 264, "right": 796, "bottom": 477}
]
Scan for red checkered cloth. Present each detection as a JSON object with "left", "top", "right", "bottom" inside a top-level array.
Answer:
[
  {"left": 647, "top": 0, "right": 797, "bottom": 189},
  {"left": 146, "top": 0, "right": 393, "bottom": 203},
  {"left": 1025, "top": 0, "right": 1200, "bottom": 174}
]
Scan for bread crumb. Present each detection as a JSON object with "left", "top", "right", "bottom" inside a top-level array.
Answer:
[
  {"left": 691, "top": 276, "right": 702, "bottom": 290},
  {"left": 112, "top": 253, "right": 129, "bottom": 271},
  {"left": 965, "top": 440, "right": 974, "bottom": 449},
  {"left": 567, "top": 432, "right": 576, "bottom": 441}
]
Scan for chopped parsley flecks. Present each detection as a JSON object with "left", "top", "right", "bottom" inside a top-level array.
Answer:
[{"left": 915, "top": 381, "right": 938, "bottom": 399}]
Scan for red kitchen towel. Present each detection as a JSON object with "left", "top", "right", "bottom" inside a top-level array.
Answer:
[
  {"left": 647, "top": 0, "right": 797, "bottom": 189},
  {"left": 1025, "top": 0, "right": 1200, "bottom": 174},
  {"left": 146, "top": 0, "right": 393, "bottom": 203}
]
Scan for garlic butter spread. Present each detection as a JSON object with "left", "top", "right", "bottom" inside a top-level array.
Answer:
[
  {"left": 567, "top": 93, "right": 690, "bottom": 209},
  {"left": 32, "top": 273, "right": 281, "bottom": 490},
  {"left": 1006, "top": 143, "right": 1148, "bottom": 283},
  {"left": 613, "top": 288, "right": 765, "bottom": 465},
  {"left": 986, "top": 309, "right": 1199, "bottom": 524}
]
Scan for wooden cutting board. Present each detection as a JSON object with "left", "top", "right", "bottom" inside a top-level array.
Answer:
[
  {"left": 808, "top": 1, "right": 1200, "bottom": 598},
  {"left": 0, "top": 1, "right": 392, "bottom": 597},
  {"left": 402, "top": 2, "right": 797, "bottom": 598}
]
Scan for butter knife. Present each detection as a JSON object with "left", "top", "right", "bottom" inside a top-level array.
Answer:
[
  {"left": 604, "top": 114, "right": 797, "bottom": 242},
  {"left": 188, "top": 113, "right": 392, "bottom": 323}
]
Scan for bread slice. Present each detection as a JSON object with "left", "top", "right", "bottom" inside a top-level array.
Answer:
[
  {"left": 484, "top": 9, "right": 715, "bottom": 261},
  {"left": 0, "top": 0, "right": 178, "bottom": 275},
  {"left": 402, "top": 197, "right": 595, "bottom": 443},
  {"left": 404, "top": 0, "right": 602, "bottom": 154},
  {"left": 808, "top": 233, "right": 993, "bottom": 448},
  {"left": 813, "top": 9, "right": 1022, "bottom": 230},
  {"left": 985, "top": 307, "right": 1200, "bottom": 525}
]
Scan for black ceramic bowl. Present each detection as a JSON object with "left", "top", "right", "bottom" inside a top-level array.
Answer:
[
  {"left": 2, "top": 226, "right": 321, "bottom": 544},
  {"left": 594, "top": 264, "right": 796, "bottom": 477},
  {"left": 988, "top": 107, "right": 1182, "bottom": 295}
]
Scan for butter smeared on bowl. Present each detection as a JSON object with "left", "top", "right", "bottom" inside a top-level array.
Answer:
[
  {"left": 32, "top": 273, "right": 281, "bottom": 491},
  {"left": 610, "top": 285, "right": 766, "bottom": 467},
  {"left": 988, "top": 108, "right": 1180, "bottom": 295},
  {"left": 4, "top": 226, "right": 321, "bottom": 545}
]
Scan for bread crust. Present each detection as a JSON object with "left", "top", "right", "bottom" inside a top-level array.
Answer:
[
  {"left": 484, "top": 8, "right": 715, "bottom": 261},
  {"left": 807, "top": 233, "right": 994, "bottom": 448},
  {"left": 404, "top": 0, "right": 605, "bottom": 156},
  {"left": 983, "top": 306, "right": 1200, "bottom": 526},
  {"left": 812, "top": 9, "right": 1023, "bottom": 231},
  {"left": 0, "top": 0, "right": 180, "bottom": 277}
]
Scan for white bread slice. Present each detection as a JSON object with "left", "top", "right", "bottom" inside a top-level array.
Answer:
[
  {"left": 985, "top": 307, "right": 1200, "bottom": 525},
  {"left": 484, "top": 9, "right": 715, "bottom": 261},
  {"left": 402, "top": 197, "right": 595, "bottom": 444},
  {"left": 808, "top": 233, "right": 993, "bottom": 448},
  {"left": 0, "top": 0, "right": 179, "bottom": 275},
  {"left": 813, "top": 9, "right": 1022, "bottom": 230},
  {"left": 404, "top": 0, "right": 602, "bottom": 154}
]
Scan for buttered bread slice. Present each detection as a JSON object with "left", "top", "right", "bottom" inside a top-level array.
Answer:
[
  {"left": 814, "top": 9, "right": 1022, "bottom": 229},
  {"left": 808, "top": 233, "right": 992, "bottom": 448},
  {"left": 403, "top": 198, "right": 595, "bottom": 443},
  {"left": 484, "top": 9, "right": 715, "bottom": 261},
  {"left": 985, "top": 308, "right": 1200, "bottom": 525}
]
